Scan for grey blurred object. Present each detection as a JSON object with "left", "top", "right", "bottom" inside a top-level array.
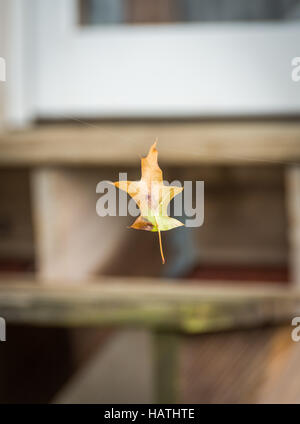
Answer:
[
  {"left": 82, "top": 0, "right": 300, "bottom": 25},
  {"left": 164, "top": 225, "right": 198, "bottom": 279},
  {"left": 84, "top": 0, "right": 124, "bottom": 25},
  {"left": 285, "top": 0, "right": 300, "bottom": 18},
  {"left": 183, "top": 0, "right": 300, "bottom": 21}
]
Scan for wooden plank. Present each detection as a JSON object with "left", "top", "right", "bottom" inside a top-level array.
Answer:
[
  {"left": 0, "top": 121, "right": 300, "bottom": 166},
  {"left": 286, "top": 165, "right": 300, "bottom": 287},
  {"left": 153, "top": 331, "right": 180, "bottom": 403},
  {"left": 180, "top": 326, "right": 300, "bottom": 403},
  {"left": 31, "top": 167, "right": 128, "bottom": 282},
  {"left": 0, "top": 277, "right": 298, "bottom": 331}
]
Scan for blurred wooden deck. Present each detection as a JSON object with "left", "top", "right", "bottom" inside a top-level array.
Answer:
[{"left": 1, "top": 276, "right": 300, "bottom": 403}]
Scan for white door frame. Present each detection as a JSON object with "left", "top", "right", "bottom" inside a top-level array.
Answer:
[{"left": 1, "top": 0, "right": 38, "bottom": 127}]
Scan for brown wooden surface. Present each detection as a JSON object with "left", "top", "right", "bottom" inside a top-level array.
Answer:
[
  {"left": 31, "top": 168, "right": 128, "bottom": 282},
  {"left": 0, "top": 121, "right": 300, "bottom": 166},
  {"left": 46, "top": 326, "right": 300, "bottom": 404},
  {"left": 286, "top": 165, "right": 300, "bottom": 287},
  {"left": 0, "top": 276, "right": 299, "bottom": 332},
  {"left": 180, "top": 325, "right": 300, "bottom": 403}
]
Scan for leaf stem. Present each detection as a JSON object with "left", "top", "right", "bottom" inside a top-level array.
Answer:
[{"left": 158, "top": 229, "right": 165, "bottom": 264}]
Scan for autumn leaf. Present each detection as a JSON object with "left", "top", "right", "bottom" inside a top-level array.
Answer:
[{"left": 113, "top": 140, "right": 184, "bottom": 264}]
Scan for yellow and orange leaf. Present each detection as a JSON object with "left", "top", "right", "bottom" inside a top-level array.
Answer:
[{"left": 113, "top": 141, "right": 184, "bottom": 264}]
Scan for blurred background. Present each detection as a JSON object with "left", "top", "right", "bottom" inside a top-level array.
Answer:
[{"left": 0, "top": 0, "right": 300, "bottom": 404}]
